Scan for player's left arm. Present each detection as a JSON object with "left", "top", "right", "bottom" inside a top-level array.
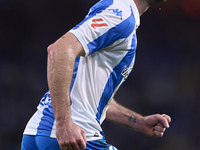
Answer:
[{"left": 106, "top": 99, "right": 171, "bottom": 137}]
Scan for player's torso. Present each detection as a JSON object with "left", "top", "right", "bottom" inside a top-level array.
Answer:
[
  {"left": 23, "top": 0, "right": 140, "bottom": 141},
  {"left": 70, "top": 31, "right": 137, "bottom": 141},
  {"left": 70, "top": 0, "right": 140, "bottom": 128}
]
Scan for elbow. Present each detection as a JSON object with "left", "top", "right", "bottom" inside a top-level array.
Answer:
[
  {"left": 47, "top": 43, "right": 60, "bottom": 61},
  {"left": 47, "top": 44, "right": 55, "bottom": 72},
  {"left": 47, "top": 42, "right": 70, "bottom": 57},
  {"left": 47, "top": 43, "right": 55, "bottom": 55},
  {"left": 47, "top": 43, "right": 59, "bottom": 70}
]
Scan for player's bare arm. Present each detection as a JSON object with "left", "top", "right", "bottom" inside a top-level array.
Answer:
[
  {"left": 106, "top": 99, "right": 171, "bottom": 137},
  {"left": 47, "top": 32, "right": 86, "bottom": 150}
]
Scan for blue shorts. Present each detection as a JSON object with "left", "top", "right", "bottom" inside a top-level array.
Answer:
[{"left": 21, "top": 135, "right": 118, "bottom": 150}]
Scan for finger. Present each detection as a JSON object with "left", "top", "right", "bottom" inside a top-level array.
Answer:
[
  {"left": 81, "top": 130, "right": 87, "bottom": 144},
  {"left": 154, "top": 130, "right": 164, "bottom": 137},
  {"left": 65, "top": 142, "right": 73, "bottom": 150},
  {"left": 154, "top": 125, "right": 166, "bottom": 132},
  {"left": 78, "top": 129, "right": 87, "bottom": 150},
  {"left": 58, "top": 141, "right": 67, "bottom": 150},
  {"left": 162, "top": 114, "right": 171, "bottom": 123},
  {"left": 71, "top": 140, "right": 80, "bottom": 150},
  {"left": 78, "top": 138, "right": 87, "bottom": 150},
  {"left": 156, "top": 115, "right": 170, "bottom": 128},
  {"left": 60, "top": 145, "right": 68, "bottom": 150}
]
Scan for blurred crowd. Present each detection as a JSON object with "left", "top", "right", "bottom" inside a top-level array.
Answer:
[{"left": 0, "top": 0, "right": 200, "bottom": 149}]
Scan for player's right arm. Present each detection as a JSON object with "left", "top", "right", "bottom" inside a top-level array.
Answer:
[{"left": 47, "top": 32, "right": 87, "bottom": 150}]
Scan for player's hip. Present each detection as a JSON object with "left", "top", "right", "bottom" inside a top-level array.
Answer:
[{"left": 21, "top": 134, "right": 118, "bottom": 150}]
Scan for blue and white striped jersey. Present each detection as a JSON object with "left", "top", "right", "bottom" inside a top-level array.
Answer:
[{"left": 23, "top": 0, "right": 140, "bottom": 141}]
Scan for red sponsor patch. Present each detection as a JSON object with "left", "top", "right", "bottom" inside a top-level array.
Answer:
[{"left": 91, "top": 18, "right": 108, "bottom": 29}]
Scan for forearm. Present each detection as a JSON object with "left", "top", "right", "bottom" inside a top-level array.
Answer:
[
  {"left": 106, "top": 99, "right": 171, "bottom": 137},
  {"left": 47, "top": 32, "right": 84, "bottom": 124},
  {"left": 47, "top": 43, "right": 74, "bottom": 124},
  {"left": 106, "top": 99, "right": 144, "bottom": 132}
]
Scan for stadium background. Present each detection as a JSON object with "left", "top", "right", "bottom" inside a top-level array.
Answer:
[{"left": 0, "top": 0, "right": 200, "bottom": 149}]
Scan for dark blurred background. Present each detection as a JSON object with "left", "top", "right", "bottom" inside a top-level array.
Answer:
[{"left": 0, "top": 0, "right": 200, "bottom": 149}]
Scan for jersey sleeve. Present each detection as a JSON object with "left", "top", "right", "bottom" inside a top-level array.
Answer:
[{"left": 69, "top": 0, "right": 136, "bottom": 56}]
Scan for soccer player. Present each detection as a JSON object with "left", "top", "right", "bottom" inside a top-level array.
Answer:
[{"left": 21, "top": 0, "right": 171, "bottom": 149}]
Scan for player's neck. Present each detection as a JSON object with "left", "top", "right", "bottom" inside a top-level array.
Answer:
[{"left": 133, "top": 0, "right": 150, "bottom": 16}]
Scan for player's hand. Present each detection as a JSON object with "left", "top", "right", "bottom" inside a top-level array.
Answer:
[
  {"left": 56, "top": 121, "right": 87, "bottom": 150},
  {"left": 140, "top": 114, "right": 171, "bottom": 137}
]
